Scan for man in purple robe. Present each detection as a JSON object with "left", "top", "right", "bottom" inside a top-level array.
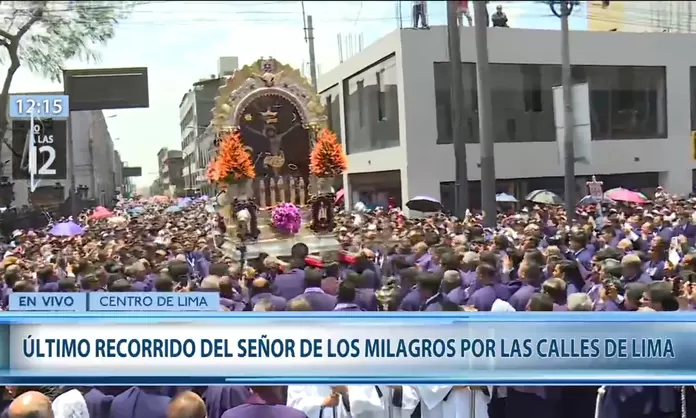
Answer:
[
  {"left": 249, "top": 278, "right": 287, "bottom": 311},
  {"left": 83, "top": 387, "right": 114, "bottom": 418},
  {"left": 417, "top": 272, "right": 452, "bottom": 311},
  {"left": 273, "top": 259, "right": 306, "bottom": 301},
  {"left": 342, "top": 272, "right": 377, "bottom": 311},
  {"left": 222, "top": 387, "right": 306, "bottom": 418},
  {"left": 507, "top": 261, "right": 542, "bottom": 312},
  {"left": 672, "top": 211, "right": 696, "bottom": 246},
  {"left": 109, "top": 386, "right": 170, "bottom": 418},
  {"left": 620, "top": 254, "right": 652, "bottom": 285},
  {"left": 168, "top": 391, "right": 206, "bottom": 418},
  {"left": 398, "top": 268, "right": 422, "bottom": 311},
  {"left": 6, "top": 391, "right": 52, "bottom": 418},
  {"left": 468, "top": 263, "right": 510, "bottom": 311},
  {"left": 36, "top": 265, "right": 58, "bottom": 292},
  {"left": 566, "top": 232, "right": 594, "bottom": 273},
  {"left": 333, "top": 280, "right": 362, "bottom": 311},
  {"left": 289, "top": 269, "right": 336, "bottom": 311},
  {"left": 202, "top": 386, "right": 250, "bottom": 418}
]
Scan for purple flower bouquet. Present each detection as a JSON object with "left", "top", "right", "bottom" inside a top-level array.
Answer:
[{"left": 271, "top": 203, "right": 302, "bottom": 234}]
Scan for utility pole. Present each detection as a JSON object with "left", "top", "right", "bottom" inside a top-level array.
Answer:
[
  {"left": 560, "top": 1, "right": 576, "bottom": 220},
  {"left": 474, "top": 1, "right": 496, "bottom": 228},
  {"left": 306, "top": 15, "right": 318, "bottom": 92},
  {"left": 67, "top": 115, "right": 78, "bottom": 219},
  {"left": 446, "top": 0, "right": 469, "bottom": 218}
]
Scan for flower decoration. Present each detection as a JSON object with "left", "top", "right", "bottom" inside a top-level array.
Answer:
[
  {"left": 271, "top": 202, "right": 302, "bottom": 234},
  {"left": 206, "top": 131, "right": 256, "bottom": 185},
  {"left": 310, "top": 128, "right": 347, "bottom": 178}
]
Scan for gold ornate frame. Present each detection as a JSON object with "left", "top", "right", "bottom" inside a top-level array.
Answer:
[{"left": 211, "top": 58, "right": 326, "bottom": 142}]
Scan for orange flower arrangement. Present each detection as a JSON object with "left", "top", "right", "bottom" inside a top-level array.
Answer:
[
  {"left": 206, "top": 131, "right": 256, "bottom": 185},
  {"left": 309, "top": 128, "right": 347, "bottom": 178}
]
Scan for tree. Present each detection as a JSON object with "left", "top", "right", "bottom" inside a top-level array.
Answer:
[
  {"left": 0, "top": 1, "right": 133, "bottom": 159},
  {"left": 310, "top": 128, "right": 347, "bottom": 178}
]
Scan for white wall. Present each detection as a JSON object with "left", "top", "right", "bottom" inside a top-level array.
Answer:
[{"left": 319, "top": 27, "right": 696, "bottom": 205}]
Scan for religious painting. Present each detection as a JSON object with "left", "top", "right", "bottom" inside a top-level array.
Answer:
[{"left": 236, "top": 93, "right": 310, "bottom": 179}]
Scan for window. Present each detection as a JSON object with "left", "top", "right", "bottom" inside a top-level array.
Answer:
[
  {"left": 325, "top": 94, "right": 333, "bottom": 131},
  {"left": 434, "top": 62, "right": 479, "bottom": 144},
  {"left": 574, "top": 66, "right": 667, "bottom": 140},
  {"left": 522, "top": 65, "right": 542, "bottom": 112},
  {"left": 357, "top": 80, "right": 365, "bottom": 127},
  {"left": 343, "top": 55, "right": 400, "bottom": 154},
  {"left": 377, "top": 69, "right": 386, "bottom": 121},
  {"left": 434, "top": 62, "right": 666, "bottom": 144}
]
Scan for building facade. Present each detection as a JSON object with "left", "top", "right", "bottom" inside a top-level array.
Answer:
[
  {"left": 3, "top": 107, "right": 118, "bottom": 208},
  {"left": 113, "top": 149, "right": 124, "bottom": 199},
  {"left": 156, "top": 147, "right": 184, "bottom": 196},
  {"left": 179, "top": 56, "right": 238, "bottom": 193},
  {"left": 318, "top": 27, "right": 695, "bottom": 212}
]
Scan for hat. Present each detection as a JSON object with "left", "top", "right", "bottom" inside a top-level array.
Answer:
[{"left": 11, "top": 230, "right": 22, "bottom": 239}]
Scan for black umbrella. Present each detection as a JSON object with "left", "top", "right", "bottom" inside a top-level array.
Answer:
[{"left": 405, "top": 196, "right": 443, "bottom": 213}]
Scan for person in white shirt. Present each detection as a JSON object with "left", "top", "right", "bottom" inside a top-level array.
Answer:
[
  {"left": 288, "top": 386, "right": 350, "bottom": 418},
  {"left": 52, "top": 389, "right": 89, "bottom": 418},
  {"left": 347, "top": 386, "right": 420, "bottom": 418},
  {"left": 416, "top": 386, "right": 489, "bottom": 418}
]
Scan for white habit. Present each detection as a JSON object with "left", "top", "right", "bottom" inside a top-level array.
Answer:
[
  {"left": 348, "top": 385, "right": 420, "bottom": 418},
  {"left": 287, "top": 385, "right": 350, "bottom": 418},
  {"left": 416, "top": 386, "right": 489, "bottom": 418}
]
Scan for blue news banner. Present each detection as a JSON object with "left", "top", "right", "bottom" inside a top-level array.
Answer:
[
  {"left": 0, "top": 311, "right": 694, "bottom": 385},
  {"left": 9, "top": 292, "right": 219, "bottom": 312}
]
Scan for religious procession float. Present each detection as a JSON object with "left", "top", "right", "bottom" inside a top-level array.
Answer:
[{"left": 206, "top": 58, "right": 347, "bottom": 261}]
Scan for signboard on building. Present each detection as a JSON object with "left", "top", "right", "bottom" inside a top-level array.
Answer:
[
  {"left": 63, "top": 67, "right": 149, "bottom": 111},
  {"left": 123, "top": 167, "right": 142, "bottom": 177}
]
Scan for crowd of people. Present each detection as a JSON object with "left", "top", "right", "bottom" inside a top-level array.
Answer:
[{"left": 1, "top": 188, "right": 696, "bottom": 418}]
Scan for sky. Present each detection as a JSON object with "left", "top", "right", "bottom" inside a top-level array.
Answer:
[{"left": 5, "top": 1, "right": 587, "bottom": 187}]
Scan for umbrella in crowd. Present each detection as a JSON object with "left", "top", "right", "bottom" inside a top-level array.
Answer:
[
  {"left": 334, "top": 189, "right": 345, "bottom": 204},
  {"left": 406, "top": 196, "right": 443, "bottom": 213},
  {"left": 604, "top": 187, "right": 648, "bottom": 204},
  {"left": 577, "top": 194, "right": 615, "bottom": 206},
  {"left": 165, "top": 206, "right": 182, "bottom": 214},
  {"left": 128, "top": 206, "right": 145, "bottom": 216},
  {"left": 495, "top": 193, "right": 518, "bottom": 203},
  {"left": 525, "top": 189, "right": 563, "bottom": 205},
  {"left": 178, "top": 197, "right": 193, "bottom": 208},
  {"left": 90, "top": 208, "right": 113, "bottom": 220},
  {"left": 49, "top": 221, "right": 84, "bottom": 237}
]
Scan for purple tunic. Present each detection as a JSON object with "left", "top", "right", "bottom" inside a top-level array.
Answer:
[
  {"left": 273, "top": 269, "right": 306, "bottom": 301},
  {"left": 109, "top": 387, "right": 170, "bottom": 418},
  {"left": 84, "top": 387, "right": 114, "bottom": 418},
  {"left": 203, "top": 386, "right": 250, "bottom": 418}
]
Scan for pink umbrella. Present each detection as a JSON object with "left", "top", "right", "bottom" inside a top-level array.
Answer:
[
  {"left": 334, "top": 189, "right": 345, "bottom": 204},
  {"left": 604, "top": 188, "right": 647, "bottom": 204},
  {"left": 91, "top": 208, "right": 113, "bottom": 220}
]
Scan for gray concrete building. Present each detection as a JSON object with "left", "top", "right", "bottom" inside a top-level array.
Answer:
[
  {"left": 179, "top": 56, "right": 238, "bottom": 192},
  {"left": 318, "top": 27, "right": 694, "bottom": 212}
]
